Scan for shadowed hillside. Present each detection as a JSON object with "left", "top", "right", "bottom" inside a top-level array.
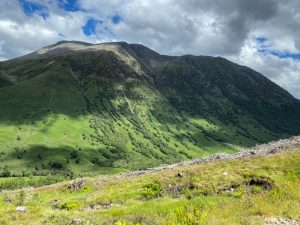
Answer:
[{"left": 0, "top": 41, "right": 300, "bottom": 176}]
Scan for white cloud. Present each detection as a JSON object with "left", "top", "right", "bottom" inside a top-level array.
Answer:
[
  {"left": 230, "top": 36, "right": 300, "bottom": 98},
  {"left": 0, "top": 0, "right": 299, "bottom": 98}
]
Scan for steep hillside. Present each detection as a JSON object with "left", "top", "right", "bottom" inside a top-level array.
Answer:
[
  {"left": 0, "top": 41, "right": 300, "bottom": 176},
  {"left": 0, "top": 138, "right": 299, "bottom": 224}
]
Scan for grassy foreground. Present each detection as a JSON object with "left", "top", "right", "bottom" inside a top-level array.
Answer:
[{"left": 0, "top": 148, "right": 299, "bottom": 224}]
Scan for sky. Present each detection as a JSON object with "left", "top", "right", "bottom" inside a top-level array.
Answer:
[{"left": 0, "top": 0, "right": 300, "bottom": 98}]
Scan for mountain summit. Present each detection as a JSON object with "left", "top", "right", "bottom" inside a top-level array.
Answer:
[{"left": 0, "top": 41, "right": 299, "bottom": 175}]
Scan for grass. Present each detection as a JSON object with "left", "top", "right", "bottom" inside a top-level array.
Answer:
[
  {"left": 0, "top": 148, "right": 299, "bottom": 224},
  {"left": 0, "top": 50, "right": 296, "bottom": 176},
  {"left": 0, "top": 176, "right": 68, "bottom": 191}
]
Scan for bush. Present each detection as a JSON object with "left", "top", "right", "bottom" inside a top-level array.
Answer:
[
  {"left": 70, "top": 150, "right": 79, "bottom": 159},
  {"left": 16, "top": 190, "right": 25, "bottom": 205},
  {"left": 164, "top": 206, "right": 207, "bottom": 225},
  {"left": 1, "top": 165, "right": 11, "bottom": 177},
  {"left": 51, "top": 162, "right": 64, "bottom": 169},
  {"left": 142, "top": 181, "right": 162, "bottom": 199},
  {"left": 60, "top": 201, "right": 78, "bottom": 210}
]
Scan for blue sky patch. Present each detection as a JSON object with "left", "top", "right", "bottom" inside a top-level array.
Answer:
[
  {"left": 82, "top": 18, "right": 103, "bottom": 36},
  {"left": 256, "top": 36, "right": 267, "bottom": 43},
  {"left": 258, "top": 49, "right": 300, "bottom": 60},
  {"left": 256, "top": 36, "right": 270, "bottom": 49},
  {"left": 18, "top": 0, "right": 49, "bottom": 20},
  {"left": 256, "top": 36, "right": 300, "bottom": 60},
  {"left": 57, "top": 0, "right": 80, "bottom": 12},
  {"left": 111, "top": 14, "right": 122, "bottom": 24}
]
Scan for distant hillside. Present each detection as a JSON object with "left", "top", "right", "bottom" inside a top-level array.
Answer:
[{"left": 0, "top": 41, "right": 300, "bottom": 176}]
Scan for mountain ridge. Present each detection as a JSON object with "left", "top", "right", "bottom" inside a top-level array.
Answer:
[{"left": 0, "top": 40, "right": 299, "bottom": 176}]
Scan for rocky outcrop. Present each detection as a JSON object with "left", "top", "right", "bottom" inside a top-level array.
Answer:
[{"left": 123, "top": 136, "right": 300, "bottom": 178}]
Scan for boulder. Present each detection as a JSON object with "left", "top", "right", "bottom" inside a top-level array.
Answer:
[{"left": 16, "top": 206, "right": 27, "bottom": 212}]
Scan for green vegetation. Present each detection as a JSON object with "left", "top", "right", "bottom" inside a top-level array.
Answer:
[
  {"left": 0, "top": 148, "right": 299, "bottom": 224},
  {"left": 0, "top": 176, "right": 70, "bottom": 191},
  {"left": 0, "top": 42, "right": 300, "bottom": 176}
]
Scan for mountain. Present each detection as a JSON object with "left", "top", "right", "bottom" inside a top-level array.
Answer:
[{"left": 0, "top": 40, "right": 300, "bottom": 176}]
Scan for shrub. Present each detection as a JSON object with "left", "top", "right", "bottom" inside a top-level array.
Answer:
[
  {"left": 1, "top": 165, "right": 11, "bottom": 177},
  {"left": 164, "top": 206, "right": 207, "bottom": 225},
  {"left": 60, "top": 201, "right": 78, "bottom": 210},
  {"left": 142, "top": 181, "right": 162, "bottom": 199},
  {"left": 179, "top": 150, "right": 193, "bottom": 159},
  {"left": 51, "top": 162, "right": 64, "bottom": 169},
  {"left": 17, "top": 190, "right": 26, "bottom": 205},
  {"left": 70, "top": 150, "right": 79, "bottom": 159}
]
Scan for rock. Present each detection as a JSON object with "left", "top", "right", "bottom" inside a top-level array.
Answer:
[
  {"left": 77, "top": 180, "right": 84, "bottom": 189},
  {"left": 249, "top": 150, "right": 256, "bottom": 155},
  {"left": 224, "top": 188, "right": 234, "bottom": 193},
  {"left": 49, "top": 198, "right": 61, "bottom": 209},
  {"left": 69, "top": 180, "right": 85, "bottom": 191},
  {"left": 4, "top": 196, "right": 13, "bottom": 203},
  {"left": 16, "top": 206, "right": 27, "bottom": 212},
  {"left": 265, "top": 217, "right": 299, "bottom": 225},
  {"left": 72, "top": 218, "right": 81, "bottom": 225},
  {"left": 83, "top": 203, "right": 120, "bottom": 211},
  {"left": 166, "top": 184, "right": 182, "bottom": 195},
  {"left": 121, "top": 136, "right": 300, "bottom": 179},
  {"left": 177, "top": 171, "right": 184, "bottom": 177}
]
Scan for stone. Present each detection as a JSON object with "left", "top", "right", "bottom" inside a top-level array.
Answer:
[
  {"left": 72, "top": 218, "right": 81, "bottom": 225},
  {"left": 69, "top": 180, "right": 85, "bottom": 190},
  {"left": 177, "top": 171, "right": 184, "bottom": 177},
  {"left": 16, "top": 206, "right": 27, "bottom": 212},
  {"left": 264, "top": 217, "right": 299, "bottom": 225}
]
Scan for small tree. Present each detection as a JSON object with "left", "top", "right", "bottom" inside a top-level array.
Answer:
[{"left": 2, "top": 165, "right": 11, "bottom": 177}]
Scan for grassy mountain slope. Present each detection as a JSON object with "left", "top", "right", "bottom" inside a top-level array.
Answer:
[
  {"left": 0, "top": 145, "right": 299, "bottom": 224},
  {"left": 0, "top": 41, "right": 300, "bottom": 176}
]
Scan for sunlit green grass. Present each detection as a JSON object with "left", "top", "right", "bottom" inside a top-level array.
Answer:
[
  {"left": 0, "top": 54, "right": 282, "bottom": 176},
  {"left": 0, "top": 149, "right": 299, "bottom": 224}
]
